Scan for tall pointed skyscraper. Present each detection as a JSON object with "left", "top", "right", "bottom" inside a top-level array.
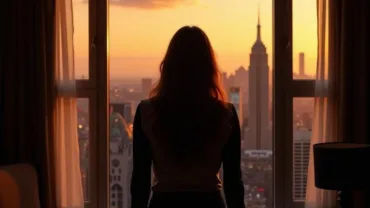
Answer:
[{"left": 247, "top": 9, "right": 271, "bottom": 150}]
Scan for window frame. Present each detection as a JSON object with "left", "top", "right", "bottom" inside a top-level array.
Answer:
[
  {"left": 77, "top": 0, "right": 321, "bottom": 207},
  {"left": 274, "top": 0, "right": 320, "bottom": 207},
  {"left": 75, "top": 0, "right": 109, "bottom": 207}
]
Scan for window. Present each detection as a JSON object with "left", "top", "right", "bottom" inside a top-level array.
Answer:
[
  {"left": 292, "top": 98, "right": 314, "bottom": 204},
  {"left": 111, "top": 184, "right": 124, "bottom": 208},
  {"left": 73, "top": 0, "right": 109, "bottom": 207},
  {"left": 77, "top": 98, "right": 90, "bottom": 202},
  {"left": 109, "top": 1, "right": 274, "bottom": 208},
  {"left": 274, "top": 0, "right": 321, "bottom": 207},
  {"left": 73, "top": 0, "right": 89, "bottom": 80},
  {"left": 73, "top": 0, "right": 320, "bottom": 207},
  {"left": 292, "top": 0, "right": 317, "bottom": 80}
]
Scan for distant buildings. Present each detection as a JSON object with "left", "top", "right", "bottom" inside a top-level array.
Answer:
[
  {"left": 141, "top": 78, "right": 153, "bottom": 98},
  {"left": 294, "top": 52, "right": 316, "bottom": 79},
  {"left": 229, "top": 66, "right": 249, "bottom": 105},
  {"left": 242, "top": 150, "right": 273, "bottom": 208},
  {"left": 229, "top": 87, "right": 243, "bottom": 124},
  {"left": 110, "top": 103, "right": 134, "bottom": 208},
  {"left": 77, "top": 105, "right": 89, "bottom": 201},
  {"left": 292, "top": 129, "right": 311, "bottom": 202},
  {"left": 111, "top": 103, "right": 133, "bottom": 124},
  {"left": 299, "top": 53, "right": 305, "bottom": 77},
  {"left": 222, "top": 72, "right": 230, "bottom": 92}
]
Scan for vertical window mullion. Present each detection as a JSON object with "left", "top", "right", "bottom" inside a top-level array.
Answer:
[
  {"left": 95, "top": 0, "right": 109, "bottom": 207},
  {"left": 89, "top": 0, "right": 97, "bottom": 86},
  {"left": 75, "top": 0, "right": 108, "bottom": 207},
  {"left": 273, "top": 0, "right": 293, "bottom": 207}
]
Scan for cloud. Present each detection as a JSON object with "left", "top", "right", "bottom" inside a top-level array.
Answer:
[{"left": 109, "top": 0, "right": 197, "bottom": 9}]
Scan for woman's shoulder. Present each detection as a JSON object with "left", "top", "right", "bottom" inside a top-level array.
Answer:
[
  {"left": 225, "top": 102, "right": 234, "bottom": 108},
  {"left": 138, "top": 98, "right": 234, "bottom": 113},
  {"left": 138, "top": 99, "right": 155, "bottom": 108},
  {"left": 137, "top": 99, "right": 156, "bottom": 117},
  {"left": 216, "top": 101, "right": 235, "bottom": 112},
  {"left": 139, "top": 99, "right": 151, "bottom": 106},
  {"left": 220, "top": 102, "right": 237, "bottom": 120}
]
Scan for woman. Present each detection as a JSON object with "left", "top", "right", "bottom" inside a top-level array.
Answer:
[{"left": 130, "top": 26, "right": 245, "bottom": 208}]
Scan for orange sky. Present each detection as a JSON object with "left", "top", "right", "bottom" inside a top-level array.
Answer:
[{"left": 73, "top": 0, "right": 317, "bottom": 79}]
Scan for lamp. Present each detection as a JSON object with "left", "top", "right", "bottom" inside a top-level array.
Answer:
[{"left": 313, "top": 142, "right": 370, "bottom": 208}]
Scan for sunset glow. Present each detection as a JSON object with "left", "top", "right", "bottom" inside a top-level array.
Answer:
[{"left": 73, "top": 0, "right": 317, "bottom": 79}]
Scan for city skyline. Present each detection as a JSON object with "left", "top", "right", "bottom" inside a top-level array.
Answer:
[{"left": 73, "top": 0, "right": 317, "bottom": 78}]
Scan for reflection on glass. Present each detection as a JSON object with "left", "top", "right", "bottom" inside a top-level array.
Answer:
[
  {"left": 73, "top": 0, "right": 89, "bottom": 79},
  {"left": 77, "top": 98, "right": 90, "bottom": 201},
  {"left": 293, "top": 0, "right": 317, "bottom": 79},
  {"left": 292, "top": 98, "right": 314, "bottom": 203}
]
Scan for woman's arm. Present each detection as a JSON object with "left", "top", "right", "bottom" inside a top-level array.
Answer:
[
  {"left": 130, "top": 102, "right": 152, "bottom": 208},
  {"left": 222, "top": 104, "right": 245, "bottom": 208}
]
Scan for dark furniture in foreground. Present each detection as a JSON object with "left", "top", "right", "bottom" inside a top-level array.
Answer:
[{"left": 313, "top": 142, "right": 370, "bottom": 208}]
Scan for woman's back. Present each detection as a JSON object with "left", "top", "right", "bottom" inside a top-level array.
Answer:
[
  {"left": 140, "top": 98, "right": 231, "bottom": 192},
  {"left": 131, "top": 99, "right": 245, "bottom": 208},
  {"left": 130, "top": 26, "right": 245, "bottom": 208}
]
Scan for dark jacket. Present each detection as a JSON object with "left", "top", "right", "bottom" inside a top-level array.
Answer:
[{"left": 130, "top": 99, "right": 245, "bottom": 208}]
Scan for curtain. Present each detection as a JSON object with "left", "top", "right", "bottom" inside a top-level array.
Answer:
[
  {"left": 333, "top": 0, "right": 369, "bottom": 207},
  {"left": 55, "top": 0, "right": 84, "bottom": 207},
  {"left": 306, "top": 0, "right": 370, "bottom": 207},
  {"left": 0, "top": 0, "right": 57, "bottom": 207},
  {"left": 0, "top": 0, "right": 84, "bottom": 207},
  {"left": 305, "top": 0, "right": 338, "bottom": 207}
]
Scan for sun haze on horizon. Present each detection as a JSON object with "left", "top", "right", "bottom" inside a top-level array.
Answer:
[{"left": 73, "top": 0, "right": 317, "bottom": 79}]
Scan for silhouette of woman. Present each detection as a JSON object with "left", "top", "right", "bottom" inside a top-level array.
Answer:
[{"left": 130, "top": 26, "right": 245, "bottom": 208}]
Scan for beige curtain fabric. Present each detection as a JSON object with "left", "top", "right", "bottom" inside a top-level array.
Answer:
[
  {"left": 54, "top": 0, "right": 84, "bottom": 207},
  {"left": 305, "top": 0, "right": 337, "bottom": 207}
]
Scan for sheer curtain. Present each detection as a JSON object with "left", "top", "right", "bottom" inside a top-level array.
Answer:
[
  {"left": 305, "top": 0, "right": 338, "bottom": 207},
  {"left": 55, "top": 0, "right": 84, "bottom": 207}
]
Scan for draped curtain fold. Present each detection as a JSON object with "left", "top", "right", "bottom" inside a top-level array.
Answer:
[
  {"left": 55, "top": 0, "right": 84, "bottom": 207},
  {"left": 305, "top": 0, "right": 370, "bottom": 207},
  {"left": 305, "top": 1, "right": 337, "bottom": 207},
  {"left": 1, "top": 0, "right": 84, "bottom": 207}
]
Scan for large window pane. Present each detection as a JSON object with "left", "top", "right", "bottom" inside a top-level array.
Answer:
[
  {"left": 293, "top": 0, "right": 317, "bottom": 79},
  {"left": 292, "top": 98, "right": 314, "bottom": 205},
  {"left": 73, "top": 0, "right": 89, "bottom": 79},
  {"left": 109, "top": 1, "right": 273, "bottom": 207},
  {"left": 77, "top": 98, "right": 90, "bottom": 202}
]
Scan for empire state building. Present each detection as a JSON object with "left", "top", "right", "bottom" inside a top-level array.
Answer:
[{"left": 247, "top": 11, "right": 271, "bottom": 150}]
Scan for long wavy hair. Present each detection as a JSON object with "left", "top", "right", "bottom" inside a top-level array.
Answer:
[{"left": 149, "top": 26, "right": 230, "bottom": 162}]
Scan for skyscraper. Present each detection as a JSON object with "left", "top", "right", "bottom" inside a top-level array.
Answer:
[
  {"left": 141, "top": 78, "right": 153, "bottom": 98},
  {"left": 111, "top": 102, "right": 133, "bottom": 124},
  {"left": 110, "top": 104, "right": 133, "bottom": 208},
  {"left": 229, "top": 87, "right": 243, "bottom": 124},
  {"left": 292, "top": 129, "right": 311, "bottom": 202},
  {"left": 247, "top": 10, "right": 270, "bottom": 150},
  {"left": 222, "top": 72, "right": 229, "bottom": 94},
  {"left": 299, "top": 53, "right": 305, "bottom": 77}
]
